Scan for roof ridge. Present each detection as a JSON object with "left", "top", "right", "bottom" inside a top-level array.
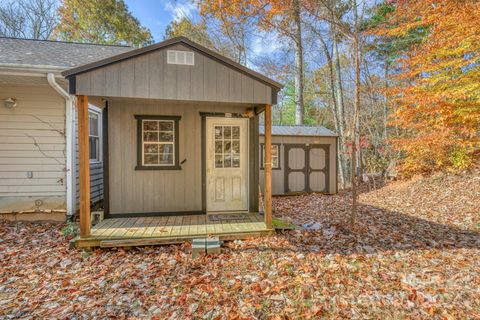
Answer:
[
  {"left": 62, "top": 36, "right": 282, "bottom": 89},
  {"left": 0, "top": 36, "right": 132, "bottom": 48}
]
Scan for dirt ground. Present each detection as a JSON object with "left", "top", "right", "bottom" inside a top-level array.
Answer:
[{"left": 1, "top": 169, "right": 479, "bottom": 319}]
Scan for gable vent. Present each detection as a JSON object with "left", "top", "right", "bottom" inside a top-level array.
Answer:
[{"left": 167, "top": 50, "right": 194, "bottom": 66}]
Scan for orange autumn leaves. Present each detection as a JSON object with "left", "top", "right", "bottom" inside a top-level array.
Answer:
[
  {"left": 376, "top": 0, "right": 480, "bottom": 174},
  {"left": 198, "top": 0, "right": 298, "bottom": 34}
]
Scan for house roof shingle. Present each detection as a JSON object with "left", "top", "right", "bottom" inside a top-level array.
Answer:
[
  {"left": 259, "top": 125, "right": 337, "bottom": 137},
  {"left": 0, "top": 37, "right": 133, "bottom": 69}
]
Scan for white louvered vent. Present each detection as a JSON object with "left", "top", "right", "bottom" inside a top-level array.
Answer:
[{"left": 166, "top": 50, "right": 194, "bottom": 66}]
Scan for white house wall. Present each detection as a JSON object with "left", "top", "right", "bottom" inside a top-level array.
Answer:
[{"left": 0, "top": 83, "right": 67, "bottom": 220}]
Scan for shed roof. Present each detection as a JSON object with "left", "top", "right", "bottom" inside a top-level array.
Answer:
[
  {"left": 62, "top": 36, "right": 283, "bottom": 90},
  {"left": 0, "top": 37, "right": 132, "bottom": 69},
  {"left": 259, "top": 125, "right": 337, "bottom": 137}
]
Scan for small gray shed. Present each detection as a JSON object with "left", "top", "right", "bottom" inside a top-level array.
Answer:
[{"left": 259, "top": 125, "right": 337, "bottom": 195}]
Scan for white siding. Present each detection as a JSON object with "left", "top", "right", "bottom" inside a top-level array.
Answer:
[{"left": 0, "top": 84, "right": 67, "bottom": 213}]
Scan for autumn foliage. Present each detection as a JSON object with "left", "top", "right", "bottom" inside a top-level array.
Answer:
[
  {"left": 55, "top": 0, "right": 152, "bottom": 46},
  {"left": 377, "top": 0, "right": 480, "bottom": 174}
]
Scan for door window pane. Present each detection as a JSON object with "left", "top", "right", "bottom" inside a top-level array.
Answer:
[
  {"left": 215, "top": 126, "right": 223, "bottom": 139},
  {"left": 232, "top": 126, "right": 240, "bottom": 139},
  {"left": 224, "top": 126, "right": 231, "bottom": 139},
  {"left": 214, "top": 125, "right": 240, "bottom": 168},
  {"left": 215, "top": 155, "right": 223, "bottom": 168},
  {"left": 232, "top": 141, "right": 240, "bottom": 154},
  {"left": 232, "top": 155, "right": 240, "bottom": 168}
]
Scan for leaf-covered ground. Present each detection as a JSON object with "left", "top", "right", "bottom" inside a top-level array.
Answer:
[{"left": 1, "top": 169, "right": 479, "bottom": 319}]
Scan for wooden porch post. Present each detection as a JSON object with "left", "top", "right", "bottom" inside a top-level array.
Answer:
[
  {"left": 264, "top": 104, "right": 273, "bottom": 229},
  {"left": 77, "top": 95, "right": 91, "bottom": 238}
]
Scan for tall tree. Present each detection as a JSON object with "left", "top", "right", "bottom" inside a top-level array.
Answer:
[
  {"left": 164, "top": 16, "right": 244, "bottom": 64},
  {"left": 164, "top": 17, "right": 215, "bottom": 48},
  {"left": 292, "top": 0, "right": 305, "bottom": 125},
  {"left": 350, "top": 0, "right": 362, "bottom": 228},
  {"left": 376, "top": 0, "right": 480, "bottom": 174},
  {"left": 304, "top": 0, "right": 367, "bottom": 227},
  {"left": 0, "top": 0, "right": 58, "bottom": 39},
  {"left": 198, "top": 0, "right": 306, "bottom": 124},
  {"left": 55, "top": 0, "right": 152, "bottom": 46},
  {"left": 305, "top": 0, "right": 351, "bottom": 188}
]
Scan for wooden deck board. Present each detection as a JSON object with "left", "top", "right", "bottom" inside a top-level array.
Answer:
[{"left": 76, "top": 213, "right": 272, "bottom": 248}]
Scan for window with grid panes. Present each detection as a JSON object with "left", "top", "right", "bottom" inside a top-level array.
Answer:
[
  {"left": 142, "top": 120, "right": 175, "bottom": 166},
  {"left": 214, "top": 125, "right": 241, "bottom": 168}
]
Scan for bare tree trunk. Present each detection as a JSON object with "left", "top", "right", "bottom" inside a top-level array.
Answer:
[
  {"left": 332, "top": 32, "right": 349, "bottom": 188},
  {"left": 332, "top": 35, "right": 346, "bottom": 135},
  {"left": 319, "top": 37, "right": 346, "bottom": 187},
  {"left": 350, "top": 0, "right": 361, "bottom": 230},
  {"left": 384, "top": 63, "right": 389, "bottom": 139},
  {"left": 293, "top": 0, "right": 304, "bottom": 125}
]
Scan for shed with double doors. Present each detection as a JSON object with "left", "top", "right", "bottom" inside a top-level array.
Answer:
[{"left": 259, "top": 125, "right": 337, "bottom": 195}]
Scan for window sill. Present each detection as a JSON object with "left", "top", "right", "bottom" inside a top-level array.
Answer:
[{"left": 135, "top": 165, "right": 182, "bottom": 171}]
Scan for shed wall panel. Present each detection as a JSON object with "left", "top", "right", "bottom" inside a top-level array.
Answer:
[
  {"left": 108, "top": 99, "right": 254, "bottom": 214},
  {"left": 75, "top": 43, "right": 273, "bottom": 104}
]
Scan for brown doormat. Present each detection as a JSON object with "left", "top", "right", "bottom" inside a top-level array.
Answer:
[{"left": 208, "top": 214, "right": 249, "bottom": 221}]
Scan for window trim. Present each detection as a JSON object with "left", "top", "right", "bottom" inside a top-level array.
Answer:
[
  {"left": 134, "top": 115, "right": 181, "bottom": 170},
  {"left": 260, "top": 143, "right": 281, "bottom": 170},
  {"left": 88, "top": 105, "right": 102, "bottom": 164}
]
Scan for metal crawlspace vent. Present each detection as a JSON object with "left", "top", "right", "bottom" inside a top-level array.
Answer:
[{"left": 167, "top": 50, "right": 194, "bottom": 66}]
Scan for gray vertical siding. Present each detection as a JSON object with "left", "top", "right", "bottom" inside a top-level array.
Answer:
[
  {"left": 259, "top": 135, "right": 337, "bottom": 195},
  {"left": 107, "top": 99, "right": 257, "bottom": 215},
  {"left": 74, "top": 43, "right": 273, "bottom": 105}
]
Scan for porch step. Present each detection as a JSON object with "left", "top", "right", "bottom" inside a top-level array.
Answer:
[{"left": 192, "top": 237, "right": 221, "bottom": 258}]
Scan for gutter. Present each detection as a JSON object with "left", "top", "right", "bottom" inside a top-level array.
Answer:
[
  {"left": 0, "top": 63, "right": 68, "bottom": 73},
  {"left": 47, "top": 73, "right": 76, "bottom": 217}
]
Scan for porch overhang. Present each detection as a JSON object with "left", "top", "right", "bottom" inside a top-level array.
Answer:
[{"left": 69, "top": 37, "right": 277, "bottom": 243}]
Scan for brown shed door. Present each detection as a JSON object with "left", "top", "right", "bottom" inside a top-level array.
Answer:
[{"left": 284, "top": 144, "right": 330, "bottom": 193}]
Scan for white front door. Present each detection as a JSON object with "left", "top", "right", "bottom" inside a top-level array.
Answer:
[{"left": 206, "top": 117, "right": 249, "bottom": 212}]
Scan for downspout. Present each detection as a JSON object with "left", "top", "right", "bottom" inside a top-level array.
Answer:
[{"left": 47, "top": 73, "right": 76, "bottom": 217}]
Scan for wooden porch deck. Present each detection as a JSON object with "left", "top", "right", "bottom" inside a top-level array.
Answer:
[{"left": 74, "top": 213, "right": 272, "bottom": 248}]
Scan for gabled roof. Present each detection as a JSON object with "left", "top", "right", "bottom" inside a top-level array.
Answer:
[
  {"left": 0, "top": 37, "right": 133, "bottom": 70},
  {"left": 259, "top": 125, "right": 337, "bottom": 137},
  {"left": 62, "top": 36, "right": 283, "bottom": 90}
]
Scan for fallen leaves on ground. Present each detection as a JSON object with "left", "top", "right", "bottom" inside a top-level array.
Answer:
[{"left": 1, "top": 169, "right": 479, "bottom": 319}]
